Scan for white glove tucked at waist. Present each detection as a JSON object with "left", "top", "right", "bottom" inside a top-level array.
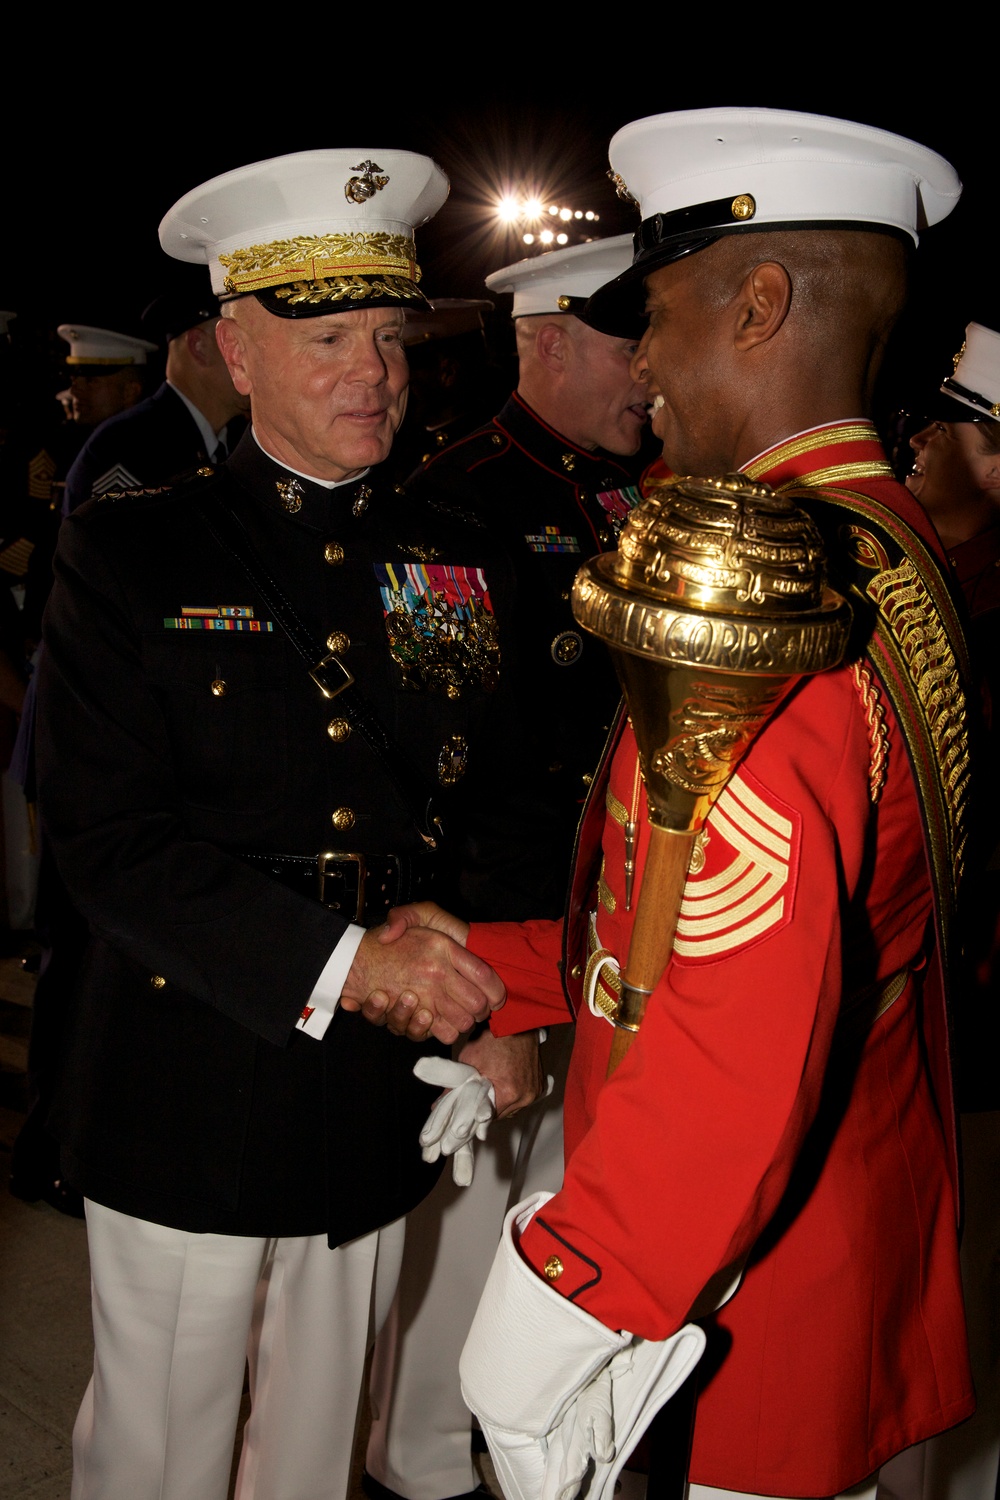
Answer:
[
  {"left": 460, "top": 1192, "right": 705, "bottom": 1500},
  {"left": 413, "top": 1055, "right": 496, "bottom": 1186}
]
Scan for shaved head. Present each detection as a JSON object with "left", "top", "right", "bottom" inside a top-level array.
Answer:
[{"left": 634, "top": 228, "right": 912, "bottom": 473}]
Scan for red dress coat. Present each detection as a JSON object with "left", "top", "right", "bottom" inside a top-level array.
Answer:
[{"left": 469, "top": 424, "right": 975, "bottom": 1497}]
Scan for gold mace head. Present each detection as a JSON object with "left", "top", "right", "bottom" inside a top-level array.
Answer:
[{"left": 572, "top": 473, "right": 852, "bottom": 834}]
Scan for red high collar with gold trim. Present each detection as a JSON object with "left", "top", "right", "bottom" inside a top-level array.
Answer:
[{"left": 741, "top": 421, "right": 893, "bottom": 490}]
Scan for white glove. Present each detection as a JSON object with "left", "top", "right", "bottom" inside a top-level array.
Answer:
[
  {"left": 413, "top": 1055, "right": 496, "bottom": 1186},
  {"left": 461, "top": 1193, "right": 706, "bottom": 1500}
]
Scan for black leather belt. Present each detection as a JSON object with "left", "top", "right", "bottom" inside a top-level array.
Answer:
[{"left": 240, "top": 850, "right": 438, "bottom": 926}]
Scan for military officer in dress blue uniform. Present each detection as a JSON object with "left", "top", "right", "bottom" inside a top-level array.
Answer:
[
  {"left": 364, "top": 234, "right": 649, "bottom": 1500},
  {"left": 61, "top": 275, "right": 250, "bottom": 514},
  {"left": 405, "top": 235, "right": 651, "bottom": 904},
  {"left": 36, "top": 147, "right": 520, "bottom": 1500}
]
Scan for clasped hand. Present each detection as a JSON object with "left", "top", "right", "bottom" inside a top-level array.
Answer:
[{"left": 339, "top": 902, "right": 504, "bottom": 1046}]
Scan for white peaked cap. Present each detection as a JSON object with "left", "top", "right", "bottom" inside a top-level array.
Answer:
[
  {"left": 607, "top": 107, "right": 961, "bottom": 275},
  {"left": 941, "top": 323, "right": 1000, "bottom": 420},
  {"left": 158, "top": 149, "right": 449, "bottom": 316},
  {"left": 57, "top": 324, "right": 157, "bottom": 366},
  {"left": 486, "top": 235, "right": 635, "bottom": 317}
]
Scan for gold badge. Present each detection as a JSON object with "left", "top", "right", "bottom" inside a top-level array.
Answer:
[
  {"left": 345, "top": 161, "right": 389, "bottom": 204},
  {"left": 276, "top": 478, "right": 304, "bottom": 513},
  {"left": 730, "top": 194, "right": 756, "bottom": 221},
  {"left": 607, "top": 170, "right": 637, "bottom": 207},
  {"left": 561, "top": 452, "right": 576, "bottom": 472},
  {"left": 437, "top": 735, "right": 469, "bottom": 786},
  {"left": 353, "top": 484, "right": 372, "bottom": 517}
]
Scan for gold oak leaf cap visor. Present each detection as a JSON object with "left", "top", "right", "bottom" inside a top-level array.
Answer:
[
  {"left": 584, "top": 106, "right": 962, "bottom": 334},
  {"left": 158, "top": 148, "right": 450, "bottom": 318}
]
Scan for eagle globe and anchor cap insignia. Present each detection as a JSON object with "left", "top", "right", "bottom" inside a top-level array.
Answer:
[{"left": 345, "top": 161, "right": 390, "bottom": 204}]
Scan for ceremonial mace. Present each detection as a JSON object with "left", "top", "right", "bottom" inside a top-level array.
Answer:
[{"left": 571, "top": 473, "right": 852, "bottom": 1077}]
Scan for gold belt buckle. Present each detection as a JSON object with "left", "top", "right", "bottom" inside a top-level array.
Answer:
[
  {"left": 309, "top": 653, "right": 355, "bottom": 700},
  {"left": 317, "top": 851, "right": 367, "bottom": 922}
]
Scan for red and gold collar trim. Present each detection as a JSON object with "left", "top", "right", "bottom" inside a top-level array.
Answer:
[{"left": 742, "top": 421, "right": 893, "bottom": 491}]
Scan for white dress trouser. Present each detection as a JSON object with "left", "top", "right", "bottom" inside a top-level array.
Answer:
[
  {"left": 72, "top": 1201, "right": 405, "bottom": 1500},
  {"left": 366, "top": 1026, "right": 572, "bottom": 1500}
]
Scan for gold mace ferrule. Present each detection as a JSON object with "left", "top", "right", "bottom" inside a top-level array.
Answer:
[{"left": 572, "top": 472, "right": 852, "bottom": 838}]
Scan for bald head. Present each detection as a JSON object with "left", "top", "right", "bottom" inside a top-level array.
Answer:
[
  {"left": 514, "top": 314, "right": 648, "bottom": 455},
  {"left": 634, "top": 228, "right": 911, "bottom": 474}
]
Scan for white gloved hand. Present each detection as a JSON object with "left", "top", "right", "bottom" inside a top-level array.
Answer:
[
  {"left": 413, "top": 1055, "right": 496, "bottom": 1186},
  {"left": 461, "top": 1193, "right": 706, "bottom": 1500},
  {"left": 542, "top": 1359, "right": 615, "bottom": 1500}
]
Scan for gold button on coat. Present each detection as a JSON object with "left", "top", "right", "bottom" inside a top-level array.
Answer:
[
  {"left": 331, "top": 807, "right": 356, "bottom": 831},
  {"left": 326, "top": 631, "right": 350, "bottom": 655},
  {"left": 151, "top": 975, "right": 166, "bottom": 989},
  {"left": 324, "top": 542, "right": 345, "bottom": 565},
  {"left": 211, "top": 679, "right": 227, "bottom": 697},
  {"left": 327, "top": 718, "right": 351, "bottom": 742},
  {"left": 544, "top": 1255, "right": 564, "bottom": 1280}
]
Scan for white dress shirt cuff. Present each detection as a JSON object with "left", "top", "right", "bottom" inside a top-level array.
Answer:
[{"left": 295, "top": 924, "right": 366, "bottom": 1039}]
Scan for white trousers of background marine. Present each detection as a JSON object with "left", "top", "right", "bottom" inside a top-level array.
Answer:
[
  {"left": 366, "top": 1025, "right": 572, "bottom": 1500},
  {"left": 72, "top": 1201, "right": 405, "bottom": 1500}
]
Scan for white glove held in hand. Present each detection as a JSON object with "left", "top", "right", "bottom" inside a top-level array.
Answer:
[
  {"left": 413, "top": 1056, "right": 496, "bottom": 1186},
  {"left": 461, "top": 1192, "right": 706, "bottom": 1500}
]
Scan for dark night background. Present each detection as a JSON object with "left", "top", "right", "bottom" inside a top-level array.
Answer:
[{"left": 1, "top": 66, "right": 991, "bottom": 424}]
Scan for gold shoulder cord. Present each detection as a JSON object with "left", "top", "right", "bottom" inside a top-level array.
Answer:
[{"left": 789, "top": 484, "right": 972, "bottom": 969}]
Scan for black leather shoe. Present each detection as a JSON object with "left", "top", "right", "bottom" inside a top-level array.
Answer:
[{"left": 9, "top": 1171, "right": 85, "bottom": 1219}]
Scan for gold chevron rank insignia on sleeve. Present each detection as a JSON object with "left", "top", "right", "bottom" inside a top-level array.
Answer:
[{"left": 671, "top": 768, "right": 800, "bottom": 964}]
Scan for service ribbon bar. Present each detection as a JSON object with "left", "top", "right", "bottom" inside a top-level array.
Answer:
[{"left": 164, "top": 617, "right": 273, "bottom": 632}]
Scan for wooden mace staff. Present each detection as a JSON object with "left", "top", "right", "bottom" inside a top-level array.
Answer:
[{"left": 569, "top": 472, "right": 852, "bottom": 1499}]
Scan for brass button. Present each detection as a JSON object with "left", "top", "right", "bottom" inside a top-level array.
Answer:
[
  {"left": 327, "top": 718, "right": 351, "bottom": 742},
  {"left": 731, "top": 193, "right": 756, "bottom": 220},
  {"left": 211, "top": 679, "right": 227, "bottom": 697},
  {"left": 557, "top": 294, "right": 572, "bottom": 311},
  {"left": 551, "top": 631, "right": 583, "bottom": 665},
  {"left": 151, "top": 975, "right": 166, "bottom": 989},
  {"left": 324, "top": 541, "right": 345, "bottom": 565},
  {"left": 570, "top": 964, "right": 582, "bottom": 979},
  {"left": 331, "top": 807, "right": 356, "bottom": 831},
  {"left": 598, "top": 529, "right": 610, "bottom": 544},
  {"left": 544, "top": 1255, "right": 564, "bottom": 1281},
  {"left": 491, "top": 433, "right": 503, "bottom": 447},
  {"left": 325, "top": 631, "right": 350, "bottom": 655},
  {"left": 578, "top": 491, "right": 589, "bottom": 504}
]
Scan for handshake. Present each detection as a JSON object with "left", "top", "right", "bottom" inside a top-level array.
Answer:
[{"left": 339, "top": 900, "right": 501, "bottom": 1046}]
